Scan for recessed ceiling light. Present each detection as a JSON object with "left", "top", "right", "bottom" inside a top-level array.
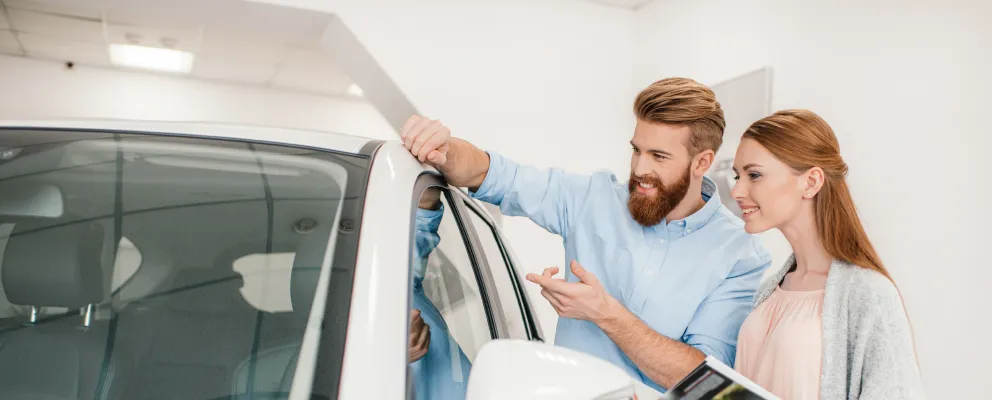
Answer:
[
  {"left": 108, "top": 44, "right": 194, "bottom": 74},
  {"left": 347, "top": 83, "right": 364, "bottom": 97}
]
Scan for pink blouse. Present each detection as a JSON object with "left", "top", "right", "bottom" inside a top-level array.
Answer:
[{"left": 735, "top": 286, "right": 824, "bottom": 400}]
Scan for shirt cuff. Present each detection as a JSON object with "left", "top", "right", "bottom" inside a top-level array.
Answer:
[
  {"left": 685, "top": 334, "right": 735, "bottom": 367},
  {"left": 469, "top": 150, "right": 511, "bottom": 205}
]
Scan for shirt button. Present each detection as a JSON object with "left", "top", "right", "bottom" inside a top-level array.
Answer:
[
  {"left": 659, "top": 239, "right": 665, "bottom": 244},
  {"left": 686, "top": 228, "right": 693, "bottom": 233}
]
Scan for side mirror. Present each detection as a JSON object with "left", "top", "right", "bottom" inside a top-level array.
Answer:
[
  {"left": 466, "top": 339, "right": 639, "bottom": 400},
  {"left": 0, "top": 182, "right": 64, "bottom": 218}
]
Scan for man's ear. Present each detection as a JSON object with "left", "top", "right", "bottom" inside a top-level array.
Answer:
[{"left": 693, "top": 150, "right": 715, "bottom": 177}]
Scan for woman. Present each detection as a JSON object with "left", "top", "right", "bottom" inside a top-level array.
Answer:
[{"left": 730, "top": 109, "right": 924, "bottom": 399}]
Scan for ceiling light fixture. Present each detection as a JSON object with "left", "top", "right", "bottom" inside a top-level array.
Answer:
[
  {"left": 347, "top": 83, "right": 364, "bottom": 97},
  {"left": 108, "top": 43, "right": 195, "bottom": 74}
]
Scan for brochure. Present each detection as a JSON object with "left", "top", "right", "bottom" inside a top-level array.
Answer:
[{"left": 662, "top": 356, "right": 779, "bottom": 400}]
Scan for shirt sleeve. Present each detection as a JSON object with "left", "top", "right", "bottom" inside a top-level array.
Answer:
[
  {"left": 413, "top": 205, "right": 444, "bottom": 279},
  {"left": 681, "top": 238, "right": 771, "bottom": 367},
  {"left": 469, "top": 151, "right": 596, "bottom": 238}
]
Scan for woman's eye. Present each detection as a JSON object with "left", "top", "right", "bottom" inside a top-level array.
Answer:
[
  {"left": 748, "top": 172, "right": 762, "bottom": 180},
  {"left": 733, "top": 175, "right": 740, "bottom": 181}
]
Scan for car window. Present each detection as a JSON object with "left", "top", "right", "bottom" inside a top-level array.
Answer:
[
  {"left": 462, "top": 205, "right": 528, "bottom": 339},
  {"left": 408, "top": 187, "right": 492, "bottom": 400},
  {"left": 0, "top": 129, "right": 365, "bottom": 400}
]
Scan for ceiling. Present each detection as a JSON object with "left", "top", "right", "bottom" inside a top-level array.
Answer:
[
  {"left": 0, "top": 0, "right": 357, "bottom": 97},
  {"left": 586, "top": 0, "right": 655, "bottom": 9}
]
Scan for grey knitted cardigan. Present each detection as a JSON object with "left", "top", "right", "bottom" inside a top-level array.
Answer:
[{"left": 752, "top": 255, "right": 926, "bottom": 399}]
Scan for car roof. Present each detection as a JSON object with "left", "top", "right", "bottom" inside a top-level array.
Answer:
[{"left": 0, "top": 119, "right": 376, "bottom": 154}]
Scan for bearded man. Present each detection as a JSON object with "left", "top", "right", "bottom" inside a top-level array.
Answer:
[{"left": 404, "top": 78, "right": 771, "bottom": 393}]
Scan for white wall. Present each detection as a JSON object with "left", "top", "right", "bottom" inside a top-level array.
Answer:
[
  {"left": 0, "top": 55, "right": 396, "bottom": 140},
  {"left": 256, "top": 0, "right": 638, "bottom": 339},
  {"left": 635, "top": 0, "right": 990, "bottom": 396}
]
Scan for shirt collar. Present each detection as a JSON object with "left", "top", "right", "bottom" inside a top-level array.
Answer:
[{"left": 654, "top": 176, "right": 722, "bottom": 235}]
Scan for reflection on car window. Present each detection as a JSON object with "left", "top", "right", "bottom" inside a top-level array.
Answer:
[
  {"left": 0, "top": 130, "right": 361, "bottom": 400},
  {"left": 111, "top": 237, "right": 142, "bottom": 293},
  {"left": 233, "top": 253, "right": 295, "bottom": 312},
  {"left": 409, "top": 188, "right": 491, "bottom": 400}
]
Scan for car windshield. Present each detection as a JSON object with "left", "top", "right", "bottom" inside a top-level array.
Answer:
[{"left": 0, "top": 128, "right": 370, "bottom": 400}]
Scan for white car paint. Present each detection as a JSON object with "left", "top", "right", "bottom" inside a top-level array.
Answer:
[
  {"left": 466, "top": 339, "right": 637, "bottom": 400},
  {"left": 0, "top": 119, "right": 372, "bottom": 154},
  {"left": 338, "top": 141, "right": 426, "bottom": 400},
  {"left": 0, "top": 120, "right": 663, "bottom": 400}
]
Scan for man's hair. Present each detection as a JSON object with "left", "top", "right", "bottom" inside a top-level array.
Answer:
[{"left": 633, "top": 77, "right": 726, "bottom": 155}]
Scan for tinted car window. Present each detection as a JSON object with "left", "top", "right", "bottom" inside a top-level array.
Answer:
[{"left": 0, "top": 129, "right": 366, "bottom": 400}]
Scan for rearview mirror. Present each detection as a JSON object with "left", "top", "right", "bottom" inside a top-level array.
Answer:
[
  {"left": 0, "top": 182, "right": 64, "bottom": 218},
  {"left": 465, "top": 339, "right": 639, "bottom": 400}
]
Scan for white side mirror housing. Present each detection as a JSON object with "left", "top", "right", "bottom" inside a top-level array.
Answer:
[{"left": 465, "top": 339, "right": 638, "bottom": 400}]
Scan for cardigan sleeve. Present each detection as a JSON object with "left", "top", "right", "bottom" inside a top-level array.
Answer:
[{"left": 856, "top": 276, "right": 927, "bottom": 399}]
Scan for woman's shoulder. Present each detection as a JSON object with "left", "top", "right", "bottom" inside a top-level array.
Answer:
[{"left": 829, "top": 260, "right": 904, "bottom": 316}]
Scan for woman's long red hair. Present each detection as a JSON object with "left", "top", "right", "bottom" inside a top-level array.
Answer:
[{"left": 744, "top": 109, "right": 890, "bottom": 280}]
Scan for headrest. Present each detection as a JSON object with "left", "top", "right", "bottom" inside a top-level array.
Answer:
[
  {"left": 1, "top": 220, "right": 107, "bottom": 308},
  {"left": 165, "top": 268, "right": 249, "bottom": 315},
  {"left": 290, "top": 232, "right": 329, "bottom": 315}
]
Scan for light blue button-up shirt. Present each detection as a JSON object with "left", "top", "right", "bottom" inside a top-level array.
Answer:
[{"left": 461, "top": 151, "right": 771, "bottom": 392}]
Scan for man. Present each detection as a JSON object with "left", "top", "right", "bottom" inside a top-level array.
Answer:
[{"left": 404, "top": 78, "right": 771, "bottom": 392}]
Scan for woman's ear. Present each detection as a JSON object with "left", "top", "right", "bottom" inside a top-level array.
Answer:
[{"left": 803, "top": 167, "right": 826, "bottom": 199}]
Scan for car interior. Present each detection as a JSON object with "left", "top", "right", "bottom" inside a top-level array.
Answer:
[{"left": 0, "top": 130, "right": 354, "bottom": 400}]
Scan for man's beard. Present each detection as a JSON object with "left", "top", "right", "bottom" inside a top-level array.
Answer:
[{"left": 627, "top": 167, "right": 692, "bottom": 227}]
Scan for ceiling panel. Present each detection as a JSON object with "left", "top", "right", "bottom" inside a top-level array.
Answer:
[
  {"left": 7, "top": 8, "right": 104, "bottom": 43},
  {"left": 0, "top": 30, "right": 22, "bottom": 54},
  {"left": 190, "top": 57, "right": 279, "bottom": 86},
  {"left": 197, "top": 33, "right": 287, "bottom": 64},
  {"left": 3, "top": 0, "right": 355, "bottom": 99},
  {"left": 101, "top": 0, "right": 331, "bottom": 46},
  {"left": 587, "top": 0, "right": 655, "bottom": 9},
  {"left": 18, "top": 32, "right": 111, "bottom": 66},
  {"left": 1, "top": 0, "right": 102, "bottom": 20},
  {"left": 104, "top": 23, "right": 200, "bottom": 52},
  {"left": 0, "top": 7, "right": 10, "bottom": 30}
]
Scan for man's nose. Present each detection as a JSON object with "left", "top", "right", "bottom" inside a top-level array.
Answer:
[{"left": 631, "top": 156, "right": 653, "bottom": 177}]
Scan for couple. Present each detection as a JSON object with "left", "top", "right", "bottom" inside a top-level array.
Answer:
[{"left": 405, "top": 78, "right": 923, "bottom": 399}]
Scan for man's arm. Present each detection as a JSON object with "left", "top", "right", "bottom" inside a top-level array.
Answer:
[
  {"left": 528, "top": 255, "right": 768, "bottom": 390},
  {"left": 678, "top": 243, "right": 770, "bottom": 368},
  {"left": 402, "top": 115, "right": 596, "bottom": 238},
  {"left": 597, "top": 303, "right": 704, "bottom": 389},
  {"left": 529, "top": 262, "right": 703, "bottom": 389}
]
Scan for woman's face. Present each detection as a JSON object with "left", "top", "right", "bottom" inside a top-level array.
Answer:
[{"left": 730, "top": 138, "right": 808, "bottom": 234}]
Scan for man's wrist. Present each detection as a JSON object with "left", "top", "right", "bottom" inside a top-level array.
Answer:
[{"left": 594, "top": 296, "right": 629, "bottom": 328}]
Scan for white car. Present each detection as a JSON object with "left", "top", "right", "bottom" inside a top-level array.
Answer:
[{"left": 0, "top": 121, "right": 649, "bottom": 400}]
